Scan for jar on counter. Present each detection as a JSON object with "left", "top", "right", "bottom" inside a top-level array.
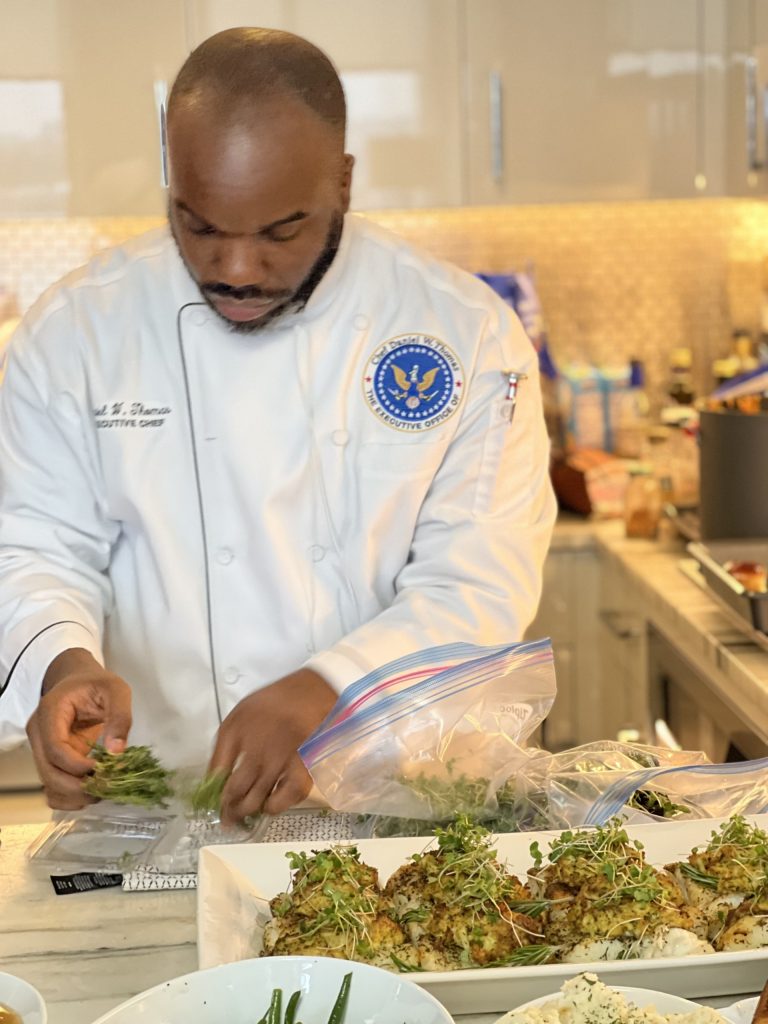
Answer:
[{"left": 624, "top": 465, "right": 662, "bottom": 539}]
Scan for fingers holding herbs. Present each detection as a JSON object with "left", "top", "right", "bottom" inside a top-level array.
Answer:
[{"left": 26, "top": 658, "right": 134, "bottom": 810}]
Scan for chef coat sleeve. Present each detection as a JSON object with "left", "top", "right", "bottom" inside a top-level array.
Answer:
[
  {"left": 0, "top": 321, "right": 114, "bottom": 749},
  {"left": 306, "top": 306, "right": 558, "bottom": 692}
]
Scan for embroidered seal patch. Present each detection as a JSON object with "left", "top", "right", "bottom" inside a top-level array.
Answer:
[{"left": 362, "top": 334, "right": 464, "bottom": 432}]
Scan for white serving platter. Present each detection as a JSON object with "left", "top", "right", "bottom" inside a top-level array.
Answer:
[{"left": 198, "top": 815, "right": 768, "bottom": 1015}]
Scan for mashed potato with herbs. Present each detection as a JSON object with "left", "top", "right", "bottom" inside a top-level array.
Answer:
[{"left": 499, "top": 974, "right": 725, "bottom": 1024}]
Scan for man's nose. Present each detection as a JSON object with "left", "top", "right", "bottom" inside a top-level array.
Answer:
[{"left": 215, "top": 237, "right": 271, "bottom": 288}]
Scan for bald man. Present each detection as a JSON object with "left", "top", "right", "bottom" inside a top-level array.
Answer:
[{"left": 0, "top": 28, "right": 556, "bottom": 823}]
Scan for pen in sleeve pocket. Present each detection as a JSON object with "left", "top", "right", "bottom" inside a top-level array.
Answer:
[{"left": 501, "top": 370, "right": 527, "bottom": 424}]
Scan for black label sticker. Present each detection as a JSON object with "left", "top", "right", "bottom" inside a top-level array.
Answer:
[{"left": 50, "top": 872, "right": 123, "bottom": 895}]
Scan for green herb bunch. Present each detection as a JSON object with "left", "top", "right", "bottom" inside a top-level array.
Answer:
[
  {"left": 399, "top": 764, "right": 491, "bottom": 819},
  {"left": 82, "top": 744, "right": 174, "bottom": 807},
  {"left": 186, "top": 769, "right": 229, "bottom": 816},
  {"left": 628, "top": 788, "right": 690, "bottom": 819}
]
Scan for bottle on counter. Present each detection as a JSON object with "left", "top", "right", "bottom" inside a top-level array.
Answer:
[
  {"left": 712, "top": 354, "right": 740, "bottom": 389},
  {"left": 667, "top": 347, "right": 695, "bottom": 405},
  {"left": 733, "top": 331, "right": 759, "bottom": 374},
  {"left": 613, "top": 358, "right": 650, "bottom": 458},
  {"left": 624, "top": 464, "right": 662, "bottom": 540}
]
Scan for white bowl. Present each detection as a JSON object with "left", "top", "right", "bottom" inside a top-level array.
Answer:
[
  {"left": 0, "top": 972, "right": 47, "bottom": 1024},
  {"left": 499, "top": 985, "right": 704, "bottom": 1021},
  {"left": 720, "top": 998, "right": 759, "bottom": 1024},
  {"left": 89, "top": 955, "right": 454, "bottom": 1024}
]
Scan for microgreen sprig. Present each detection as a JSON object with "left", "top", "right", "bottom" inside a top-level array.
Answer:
[
  {"left": 82, "top": 743, "right": 174, "bottom": 807},
  {"left": 186, "top": 769, "right": 229, "bottom": 816}
]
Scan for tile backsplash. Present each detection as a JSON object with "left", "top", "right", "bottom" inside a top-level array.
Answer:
[{"left": 3, "top": 198, "right": 768, "bottom": 404}]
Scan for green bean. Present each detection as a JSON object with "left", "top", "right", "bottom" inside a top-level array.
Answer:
[
  {"left": 285, "top": 990, "right": 302, "bottom": 1024},
  {"left": 326, "top": 973, "right": 352, "bottom": 1024},
  {"left": 266, "top": 988, "right": 282, "bottom": 1024}
]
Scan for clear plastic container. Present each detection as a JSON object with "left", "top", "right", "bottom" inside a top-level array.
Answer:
[
  {"left": 25, "top": 802, "right": 270, "bottom": 874},
  {"left": 624, "top": 466, "right": 662, "bottom": 539}
]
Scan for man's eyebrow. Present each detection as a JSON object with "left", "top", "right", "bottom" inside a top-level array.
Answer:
[{"left": 174, "top": 201, "right": 309, "bottom": 233}]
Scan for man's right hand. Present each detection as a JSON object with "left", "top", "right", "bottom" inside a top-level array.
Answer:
[{"left": 26, "top": 648, "right": 133, "bottom": 810}]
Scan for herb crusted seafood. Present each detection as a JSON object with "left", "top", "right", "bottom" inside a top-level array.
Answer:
[
  {"left": 260, "top": 814, "right": 768, "bottom": 973},
  {"left": 262, "top": 817, "right": 549, "bottom": 970},
  {"left": 527, "top": 819, "right": 712, "bottom": 962},
  {"left": 667, "top": 815, "right": 768, "bottom": 951}
]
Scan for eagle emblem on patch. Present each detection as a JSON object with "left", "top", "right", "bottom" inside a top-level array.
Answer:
[{"left": 362, "top": 334, "right": 464, "bottom": 432}]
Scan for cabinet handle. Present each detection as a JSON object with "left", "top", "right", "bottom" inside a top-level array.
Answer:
[
  {"left": 154, "top": 80, "right": 169, "bottom": 188},
  {"left": 598, "top": 609, "right": 642, "bottom": 641},
  {"left": 746, "top": 56, "right": 763, "bottom": 172},
  {"left": 489, "top": 70, "right": 504, "bottom": 185}
]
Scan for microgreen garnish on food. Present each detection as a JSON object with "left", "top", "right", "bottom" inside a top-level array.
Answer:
[
  {"left": 424, "top": 815, "right": 524, "bottom": 916},
  {"left": 278, "top": 846, "right": 383, "bottom": 961},
  {"left": 685, "top": 814, "right": 768, "bottom": 894},
  {"left": 704, "top": 814, "right": 768, "bottom": 855},
  {"left": 82, "top": 743, "right": 174, "bottom": 807},
  {"left": 532, "top": 818, "right": 671, "bottom": 908},
  {"left": 545, "top": 819, "right": 643, "bottom": 866}
]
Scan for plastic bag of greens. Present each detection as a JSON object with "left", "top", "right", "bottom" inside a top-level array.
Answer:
[
  {"left": 300, "top": 638, "right": 556, "bottom": 825},
  {"left": 579, "top": 752, "right": 768, "bottom": 826},
  {"left": 505, "top": 739, "right": 710, "bottom": 830},
  {"left": 510, "top": 740, "right": 768, "bottom": 829}
]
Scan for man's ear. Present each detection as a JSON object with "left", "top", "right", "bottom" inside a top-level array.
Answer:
[{"left": 340, "top": 153, "right": 355, "bottom": 212}]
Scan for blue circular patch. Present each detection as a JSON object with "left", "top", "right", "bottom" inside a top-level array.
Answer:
[{"left": 362, "top": 334, "right": 464, "bottom": 432}]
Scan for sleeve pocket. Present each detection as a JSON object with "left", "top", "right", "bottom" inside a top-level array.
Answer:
[{"left": 472, "top": 398, "right": 532, "bottom": 516}]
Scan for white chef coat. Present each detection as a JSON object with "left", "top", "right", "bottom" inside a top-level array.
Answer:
[{"left": 0, "top": 214, "right": 556, "bottom": 765}]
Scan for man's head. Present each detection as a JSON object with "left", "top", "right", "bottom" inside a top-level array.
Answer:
[{"left": 166, "top": 27, "right": 353, "bottom": 332}]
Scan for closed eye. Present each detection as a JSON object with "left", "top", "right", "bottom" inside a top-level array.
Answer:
[
  {"left": 188, "top": 223, "right": 217, "bottom": 237},
  {"left": 263, "top": 225, "right": 302, "bottom": 243}
]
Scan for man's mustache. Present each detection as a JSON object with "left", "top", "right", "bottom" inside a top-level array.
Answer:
[{"left": 201, "top": 283, "right": 287, "bottom": 302}]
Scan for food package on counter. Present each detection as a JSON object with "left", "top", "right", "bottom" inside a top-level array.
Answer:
[{"left": 550, "top": 447, "right": 631, "bottom": 518}]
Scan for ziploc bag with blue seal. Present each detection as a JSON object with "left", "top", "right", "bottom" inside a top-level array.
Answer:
[
  {"left": 580, "top": 755, "right": 768, "bottom": 827},
  {"left": 300, "top": 638, "right": 556, "bottom": 824},
  {"left": 510, "top": 740, "right": 712, "bottom": 832}
]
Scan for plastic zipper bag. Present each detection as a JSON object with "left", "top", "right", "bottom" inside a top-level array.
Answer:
[
  {"left": 300, "top": 638, "right": 556, "bottom": 821},
  {"left": 582, "top": 755, "right": 768, "bottom": 826},
  {"left": 508, "top": 740, "right": 711, "bottom": 831}
]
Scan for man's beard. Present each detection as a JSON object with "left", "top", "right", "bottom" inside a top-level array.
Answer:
[{"left": 171, "top": 211, "right": 344, "bottom": 333}]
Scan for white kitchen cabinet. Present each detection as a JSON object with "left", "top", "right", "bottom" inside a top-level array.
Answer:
[
  {"left": 525, "top": 547, "right": 603, "bottom": 750},
  {"left": 184, "top": 0, "right": 464, "bottom": 210},
  {"left": 702, "top": 0, "right": 768, "bottom": 197},
  {"left": 0, "top": 0, "right": 187, "bottom": 217},
  {"left": 463, "top": 0, "right": 702, "bottom": 204},
  {"left": 595, "top": 547, "right": 653, "bottom": 743}
]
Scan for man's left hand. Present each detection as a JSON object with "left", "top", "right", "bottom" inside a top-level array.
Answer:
[{"left": 209, "top": 669, "right": 337, "bottom": 824}]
